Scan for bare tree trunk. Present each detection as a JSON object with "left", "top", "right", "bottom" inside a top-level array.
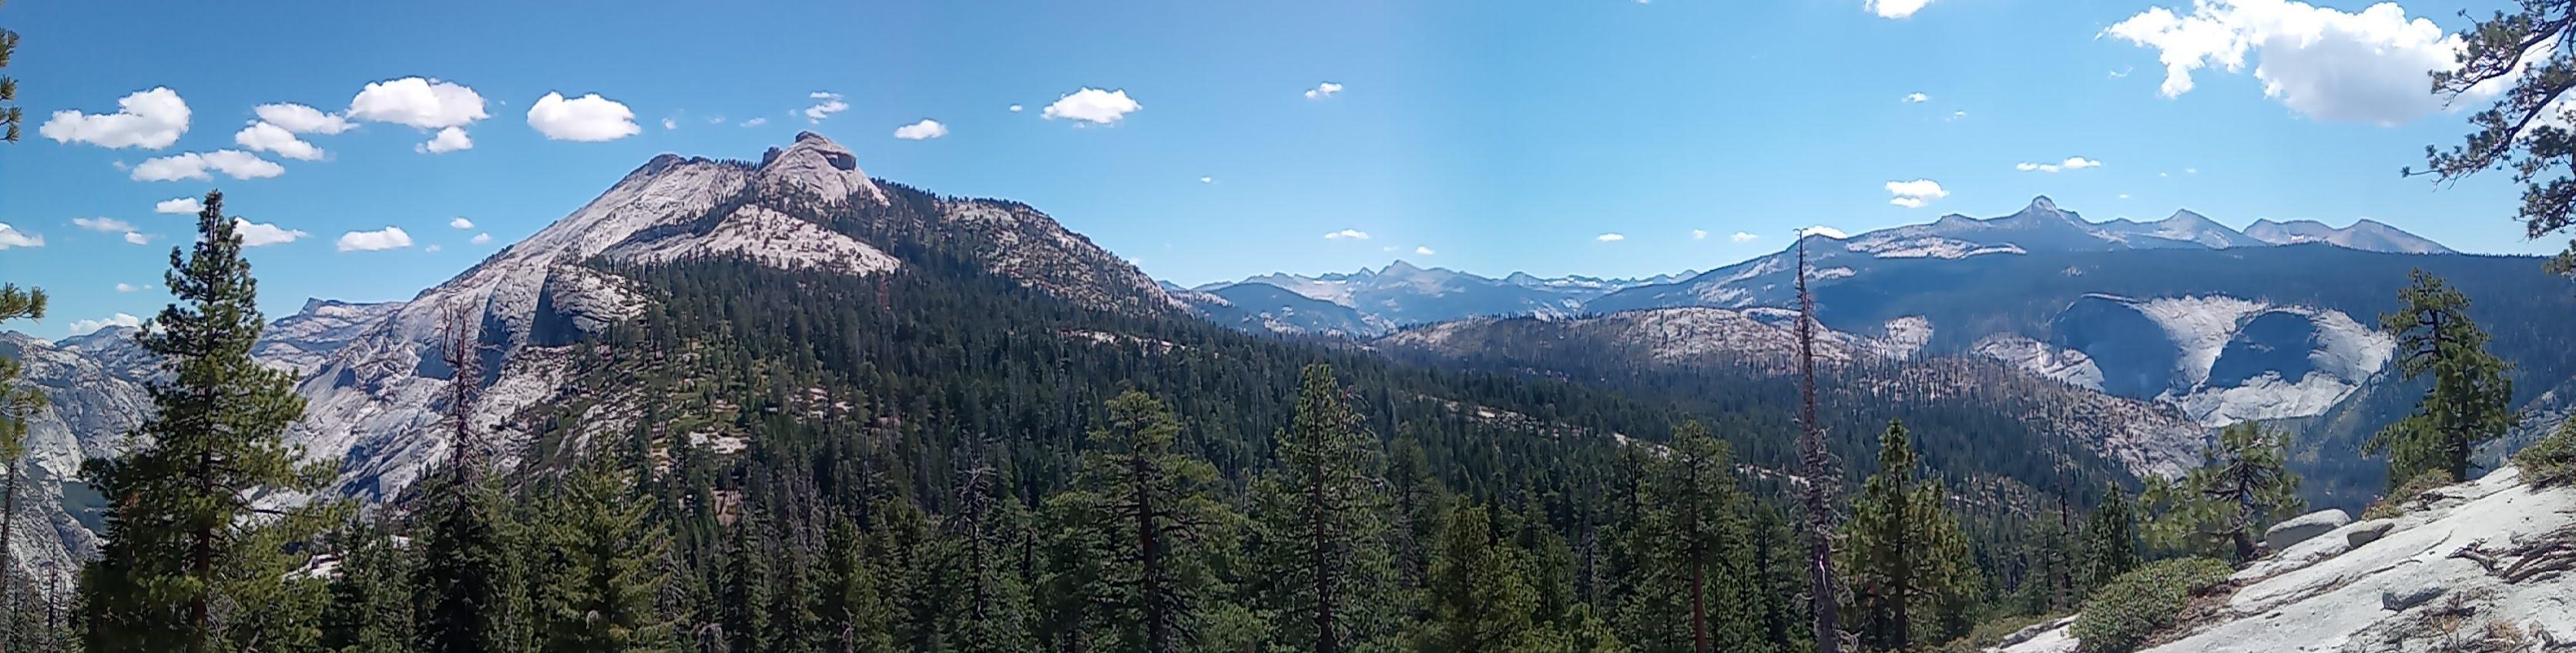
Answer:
[
  {"left": 1795, "top": 236, "right": 1843, "bottom": 653},
  {"left": 1311, "top": 473, "right": 1339, "bottom": 653}
]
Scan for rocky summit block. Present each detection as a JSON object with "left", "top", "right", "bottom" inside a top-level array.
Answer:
[{"left": 2264, "top": 509, "right": 2351, "bottom": 552}]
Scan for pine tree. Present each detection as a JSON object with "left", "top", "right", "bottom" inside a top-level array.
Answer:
[
  {"left": 817, "top": 517, "right": 893, "bottom": 653},
  {"left": 2415, "top": 0, "right": 2576, "bottom": 274},
  {"left": 0, "top": 0, "right": 23, "bottom": 143},
  {"left": 320, "top": 522, "right": 416, "bottom": 653},
  {"left": 1417, "top": 503, "right": 1541, "bottom": 653},
  {"left": 1840, "top": 420, "right": 1974, "bottom": 651},
  {"left": 2369, "top": 270, "right": 2517, "bottom": 485},
  {"left": 532, "top": 456, "right": 676, "bottom": 653},
  {"left": 1065, "top": 390, "right": 1236, "bottom": 653},
  {"left": 718, "top": 511, "right": 776, "bottom": 653},
  {"left": 1253, "top": 363, "right": 1396, "bottom": 653},
  {"left": 1624, "top": 420, "right": 1763, "bottom": 653},
  {"left": 1036, "top": 491, "right": 1116, "bottom": 653},
  {"left": 1384, "top": 433, "right": 1444, "bottom": 594},
  {"left": 79, "top": 191, "right": 340, "bottom": 653},
  {"left": 2078, "top": 486, "right": 2139, "bottom": 593},
  {"left": 414, "top": 307, "right": 527, "bottom": 653},
  {"left": 942, "top": 459, "right": 1033, "bottom": 651},
  {"left": 2145, "top": 423, "right": 2304, "bottom": 562},
  {"left": 0, "top": 283, "right": 43, "bottom": 653}
]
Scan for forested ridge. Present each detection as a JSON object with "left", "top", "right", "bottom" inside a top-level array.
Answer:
[{"left": 0, "top": 182, "right": 2199, "bottom": 653}]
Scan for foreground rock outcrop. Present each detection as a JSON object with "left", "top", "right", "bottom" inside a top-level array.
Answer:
[{"left": 1994, "top": 465, "right": 2576, "bottom": 652}]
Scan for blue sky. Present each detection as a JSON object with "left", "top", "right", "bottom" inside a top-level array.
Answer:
[{"left": 0, "top": 0, "right": 2552, "bottom": 337}]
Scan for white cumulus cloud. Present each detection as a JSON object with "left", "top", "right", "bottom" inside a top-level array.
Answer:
[
  {"left": 124, "top": 232, "right": 153, "bottom": 246},
  {"left": 336, "top": 226, "right": 414, "bottom": 252},
  {"left": 233, "top": 219, "right": 309, "bottom": 247},
  {"left": 234, "top": 122, "right": 326, "bottom": 160},
  {"left": 1324, "top": 229, "right": 1370, "bottom": 240},
  {"left": 1415, "top": 246, "right": 1435, "bottom": 255},
  {"left": 1044, "top": 88, "right": 1142, "bottom": 125},
  {"left": 1305, "top": 82, "right": 1345, "bottom": 99},
  {"left": 2104, "top": 0, "right": 2501, "bottom": 126},
  {"left": 40, "top": 87, "right": 191, "bottom": 149},
  {"left": 1732, "top": 231, "right": 1761, "bottom": 243},
  {"left": 471, "top": 233, "right": 493, "bottom": 245},
  {"left": 132, "top": 150, "right": 284, "bottom": 182},
  {"left": 1596, "top": 233, "right": 1626, "bottom": 242},
  {"left": 418, "top": 127, "right": 472, "bottom": 154},
  {"left": 0, "top": 224, "right": 40, "bottom": 249},
  {"left": 449, "top": 217, "right": 475, "bottom": 229},
  {"left": 804, "top": 92, "right": 850, "bottom": 122},
  {"left": 1884, "top": 179, "right": 1949, "bottom": 208},
  {"left": 2016, "top": 156, "right": 2105, "bottom": 172},
  {"left": 253, "top": 103, "right": 357, "bottom": 134},
  {"left": 0, "top": 226, "right": 39, "bottom": 250},
  {"left": 1008, "top": 104, "right": 1025, "bottom": 113},
  {"left": 1867, "top": 0, "right": 1935, "bottom": 19},
  {"left": 1692, "top": 229, "right": 1710, "bottom": 239},
  {"left": 73, "top": 216, "right": 136, "bottom": 233},
  {"left": 893, "top": 119, "right": 948, "bottom": 140},
  {"left": 1903, "top": 92, "right": 1930, "bottom": 103},
  {"left": 662, "top": 117, "right": 678, "bottom": 130},
  {"left": 155, "top": 197, "right": 203, "bottom": 214},
  {"left": 526, "top": 92, "right": 642, "bottom": 142},
  {"left": 67, "top": 313, "right": 143, "bottom": 337},
  {"left": 116, "top": 283, "right": 140, "bottom": 293},
  {"left": 348, "top": 77, "right": 488, "bottom": 129}
]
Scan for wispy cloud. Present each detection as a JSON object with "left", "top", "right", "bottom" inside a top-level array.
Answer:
[{"left": 2015, "top": 156, "right": 2104, "bottom": 172}]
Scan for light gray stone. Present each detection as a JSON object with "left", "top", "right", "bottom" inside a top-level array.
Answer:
[{"left": 2264, "top": 509, "right": 2352, "bottom": 552}]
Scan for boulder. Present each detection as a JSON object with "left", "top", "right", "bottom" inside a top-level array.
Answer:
[
  {"left": 2380, "top": 584, "right": 2445, "bottom": 611},
  {"left": 2264, "top": 509, "right": 2350, "bottom": 552},
  {"left": 2344, "top": 519, "right": 2394, "bottom": 548}
]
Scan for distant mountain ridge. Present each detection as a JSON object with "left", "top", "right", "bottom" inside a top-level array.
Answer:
[
  {"left": 1177, "top": 198, "right": 2454, "bottom": 338},
  {"left": 2244, "top": 217, "right": 2455, "bottom": 254},
  {"left": 1176, "top": 261, "right": 1696, "bottom": 337}
]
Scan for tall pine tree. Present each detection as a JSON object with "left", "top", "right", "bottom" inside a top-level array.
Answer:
[
  {"left": 817, "top": 517, "right": 894, "bottom": 653},
  {"left": 1623, "top": 420, "right": 1763, "bottom": 653},
  {"left": 1840, "top": 420, "right": 1975, "bottom": 651},
  {"left": 1253, "top": 363, "right": 1396, "bottom": 653},
  {"left": 2370, "top": 269, "right": 2517, "bottom": 485},
  {"left": 79, "top": 191, "right": 340, "bottom": 653},
  {"left": 532, "top": 456, "right": 676, "bottom": 653},
  {"left": 2078, "top": 485, "right": 2138, "bottom": 593},
  {"left": 319, "top": 521, "right": 415, "bottom": 653},
  {"left": 1417, "top": 503, "right": 1541, "bottom": 653},
  {"left": 1062, "top": 390, "right": 1238, "bottom": 653}
]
